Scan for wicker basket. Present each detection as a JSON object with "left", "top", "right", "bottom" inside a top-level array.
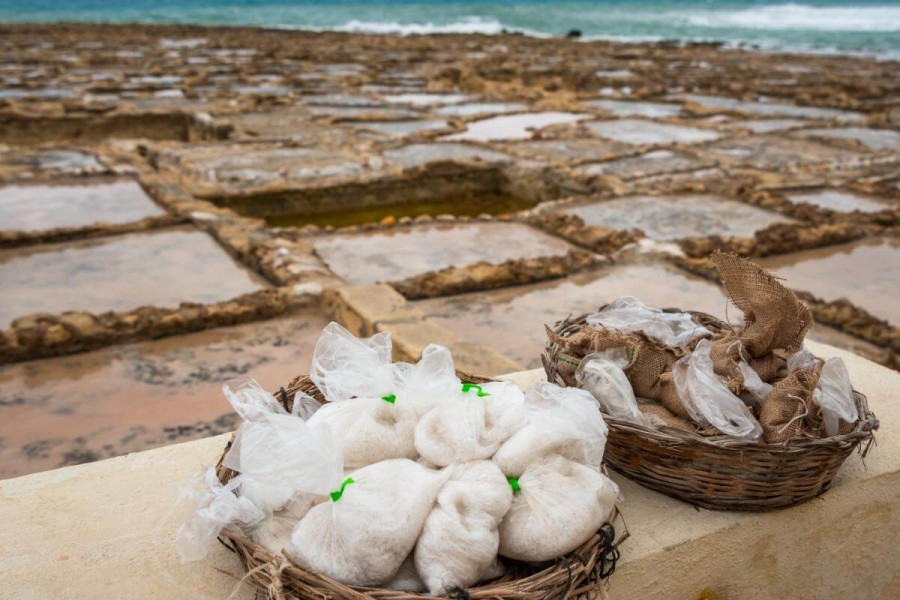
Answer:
[
  {"left": 215, "top": 372, "right": 628, "bottom": 599},
  {"left": 543, "top": 309, "right": 880, "bottom": 512}
]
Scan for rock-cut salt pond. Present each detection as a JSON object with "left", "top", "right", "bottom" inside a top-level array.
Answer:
[
  {"left": 442, "top": 112, "right": 590, "bottom": 141},
  {"left": 312, "top": 221, "right": 576, "bottom": 285},
  {"left": 785, "top": 189, "right": 895, "bottom": 213},
  {"left": 0, "top": 179, "right": 165, "bottom": 233},
  {"left": 562, "top": 194, "right": 790, "bottom": 240},
  {"left": 0, "top": 227, "right": 267, "bottom": 327}
]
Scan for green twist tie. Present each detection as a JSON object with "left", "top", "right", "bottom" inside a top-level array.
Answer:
[
  {"left": 507, "top": 476, "right": 520, "bottom": 493},
  {"left": 461, "top": 383, "right": 490, "bottom": 397},
  {"left": 330, "top": 477, "right": 355, "bottom": 502},
  {"left": 381, "top": 394, "right": 397, "bottom": 404}
]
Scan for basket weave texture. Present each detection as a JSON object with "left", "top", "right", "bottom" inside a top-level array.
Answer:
[
  {"left": 543, "top": 310, "right": 879, "bottom": 512},
  {"left": 215, "top": 372, "right": 628, "bottom": 599}
]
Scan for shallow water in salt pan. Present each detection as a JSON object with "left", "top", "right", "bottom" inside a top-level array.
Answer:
[
  {"left": 0, "top": 227, "right": 266, "bottom": 327},
  {"left": 563, "top": 194, "right": 790, "bottom": 240},
  {"left": 313, "top": 221, "right": 575, "bottom": 285},
  {"left": 0, "top": 179, "right": 165, "bottom": 233},
  {"left": 415, "top": 264, "right": 733, "bottom": 369},
  {"left": 786, "top": 189, "right": 895, "bottom": 213},
  {"left": 586, "top": 119, "right": 720, "bottom": 145},
  {"left": 759, "top": 237, "right": 900, "bottom": 325},
  {"left": 443, "top": 112, "right": 590, "bottom": 141}
]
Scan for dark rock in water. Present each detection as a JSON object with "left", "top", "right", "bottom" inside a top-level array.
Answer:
[{"left": 566, "top": 29, "right": 582, "bottom": 39}]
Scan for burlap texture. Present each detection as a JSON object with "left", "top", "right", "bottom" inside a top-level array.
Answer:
[
  {"left": 759, "top": 367, "right": 823, "bottom": 444},
  {"left": 639, "top": 404, "right": 696, "bottom": 432},
  {"left": 550, "top": 327, "right": 689, "bottom": 417}
]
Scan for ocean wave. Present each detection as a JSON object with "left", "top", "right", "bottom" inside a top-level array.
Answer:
[
  {"left": 683, "top": 4, "right": 900, "bottom": 32},
  {"left": 333, "top": 17, "right": 511, "bottom": 36}
]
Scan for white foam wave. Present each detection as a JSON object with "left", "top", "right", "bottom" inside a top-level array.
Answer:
[
  {"left": 334, "top": 17, "right": 509, "bottom": 36},
  {"left": 684, "top": 4, "right": 900, "bottom": 32}
]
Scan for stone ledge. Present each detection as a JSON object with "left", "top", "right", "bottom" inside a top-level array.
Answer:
[{"left": 0, "top": 341, "right": 896, "bottom": 599}]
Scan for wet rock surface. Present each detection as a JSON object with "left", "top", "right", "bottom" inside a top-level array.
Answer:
[{"left": 0, "top": 22, "right": 898, "bottom": 475}]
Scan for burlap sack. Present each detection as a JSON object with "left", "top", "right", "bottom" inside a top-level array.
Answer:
[
  {"left": 638, "top": 404, "right": 696, "bottom": 432},
  {"left": 550, "top": 327, "right": 688, "bottom": 417},
  {"left": 759, "top": 368, "right": 824, "bottom": 444},
  {"left": 711, "top": 251, "right": 810, "bottom": 365}
]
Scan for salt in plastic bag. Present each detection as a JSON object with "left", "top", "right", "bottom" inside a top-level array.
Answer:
[
  {"left": 250, "top": 492, "right": 323, "bottom": 557},
  {"left": 415, "top": 381, "right": 526, "bottom": 467},
  {"left": 415, "top": 461, "right": 512, "bottom": 595},
  {"left": 290, "top": 458, "right": 449, "bottom": 586},
  {"left": 673, "top": 339, "right": 763, "bottom": 440},
  {"left": 493, "top": 381, "right": 608, "bottom": 477},
  {"left": 586, "top": 296, "right": 712, "bottom": 347},
  {"left": 498, "top": 455, "right": 619, "bottom": 562}
]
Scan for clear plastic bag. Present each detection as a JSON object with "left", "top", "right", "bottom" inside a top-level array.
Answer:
[
  {"left": 290, "top": 458, "right": 449, "bottom": 586},
  {"left": 250, "top": 492, "right": 324, "bottom": 557},
  {"left": 493, "top": 381, "right": 608, "bottom": 477},
  {"left": 415, "top": 461, "right": 512, "bottom": 595},
  {"left": 673, "top": 339, "right": 763, "bottom": 441},
  {"left": 498, "top": 456, "right": 619, "bottom": 562},
  {"left": 175, "top": 467, "right": 266, "bottom": 561},
  {"left": 309, "top": 326, "right": 461, "bottom": 469},
  {"left": 586, "top": 296, "right": 712, "bottom": 347},
  {"left": 575, "top": 353, "right": 644, "bottom": 423},
  {"left": 222, "top": 378, "right": 343, "bottom": 512},
  {"left": 310, "top": 322, "right": 397, "bottom": 402},
  {"left": 813, "top": 357, "right": 858, "bottom": 437},
  {"left": 415, "top": 381, "right": 527, "bottom": 467}
]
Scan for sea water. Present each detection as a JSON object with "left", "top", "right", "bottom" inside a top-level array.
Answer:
[{"left": 1, "top": 0, "right": 898, "bottom": 59}]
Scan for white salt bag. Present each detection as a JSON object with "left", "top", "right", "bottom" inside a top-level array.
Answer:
[
  {"left": 309, "top": 326, "right": 461, "bottom": 469},
  {"left": 221, "top": 378, "right": 343, "bottom": 513},
  {"left": 493, "top": 381, "right": 608, "bottom": 477},
  {"left": 498, "top": 456, "right": 619, "bottom": 562},
  {"left": 250, "top": 492, "right": 323, "bottom": 557},
  {"left": 415, "top": 461, "right": 512, "bottom": 595},
  {"left": 384, "top": 554, "right": 426, "bottom": 592},
  {"left": 175, "top": 468, "right": 265, "bottom": 561},
  {"left": 290, "top": 459, "right": 448, "bottom": 586},
  {"left": 813, "top": 357, "right": 858, "bottom": 437},
  {"left": 673, "top": 339, "right": 763, "bottom": 441},
  {"left": 586, "top": 296, "right": 711, "bottom": 347},
  {"left": 415, "top": 381, "right": 526, "bottom": 467}
]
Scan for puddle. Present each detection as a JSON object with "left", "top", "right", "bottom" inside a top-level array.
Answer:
[
  {"left": 585, "top": 100, "right": 682, "bottom": 118},
  {"left": 434, "top": 102, "right": 528, "bottom": 117},
  {"left": 415, "top": 264, "right": 733, "bottom": 368},
  {"left": 346, "top": 119, "right": 448, "bottom": 137},
  {"left": 164, "top": 144, "right": 368, "bottom": 194},
  {"left": 701, "top": 136, "right": 860, "bottom": 169},
  {"left": 0, "top": 227, "right": 266, "bottom": 327},
  {"left": 673, "top": 94, "right": 865, "bottom": 122},
  {"left": 786, "top": 189, "right": 895, "bottom": 213},
  {"left": 563, "top": 194, "right": 790, "bottom": 240},
  {"left": 443, "top": 112, "right": 590, "bottom": 141},
  {"left": 504, "top": 139, "right": 631, "bottom": 163},
  {"left": 0, "top": 149, "right": 106, "bottom": 178},
  {"left": 586, "top": 119, "right": 720, "bottom": 145},
  {"left": 0, "top": 310, "right": 327, "bottom": 478},
  {"left": 313, "top": 221, "right": 575, "bottom": 285},
  {"left": 758, "top": 237, "right": 900, "bottom": 324},
  {"left": 304, "top": 93, "right": 383, "bottom": 107},
  {"left": 383, "top": 142, "right": 510, "bottom": 169},
  {"left": 0, "top": 179, "right": 165, "bottom": 233},
  {"left": 268, "top": 190, "right": 535, "bottom": 229},
  {"left": 730, "top": 119, "right": 807, "bottom": 133},
  {"left": 595, "top": 69, "right": 635, "bottom": 79},
  {"left": 800, "top": 127, "right": 900, "bottom": 151},
  {"left": 231, "top": 84, "right": 293, "bottom": 97},
  {"left": 574, "top": 150, "right": 711, "bottom": 180},
  {"left": 383, "top": 93, "right": 470, "bottom": 106}
]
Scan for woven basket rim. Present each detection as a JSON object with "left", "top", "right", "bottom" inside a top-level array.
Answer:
[
  {"left": 542, "top": 307, "right": 880, "bottom": 453},
  {"left": 214, "top": 370, "right": 629, "bottom": 599}
]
